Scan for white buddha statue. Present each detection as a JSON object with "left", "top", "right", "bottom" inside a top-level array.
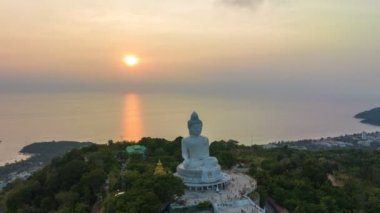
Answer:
[
  {"left": 182, "top": 112, "right": 218, "bottom": 169},
  {"left": 176, "top": 112, "right": 223, "bottom": 184}
]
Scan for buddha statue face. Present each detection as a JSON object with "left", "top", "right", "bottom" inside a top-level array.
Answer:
[{"left": 188, "top": 112, "right": 203, "bottom": 136}]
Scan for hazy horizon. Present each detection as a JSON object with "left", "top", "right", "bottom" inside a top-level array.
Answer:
[{"left": 1, "top": 92, "right": 379, "bottom": 166}]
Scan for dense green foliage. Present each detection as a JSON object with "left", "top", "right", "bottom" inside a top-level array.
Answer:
[
  {"left": 2, "top": 138, "right": 380, "bottom": 212},
  {"left": 355, "top": 107, "right": 380, "bottom": 126},
  {"left": 249, "top": 147, "right": 380, "bottom": 212},
  {"left": 1, "top": 146, "right": 112, "bottom": 212},
  {"left": 196, "top": 200, "right": 212, "bottom": 209},
  {"left": 0, "top": 138, "right": 185, "bottom": 213},
  {"left": 210, "top": 140, "right": 239, "bottom": 169}
]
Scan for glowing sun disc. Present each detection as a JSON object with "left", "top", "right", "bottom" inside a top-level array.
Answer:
[{"left": 123, "top": 55, "right": 139, "bottom": 67}]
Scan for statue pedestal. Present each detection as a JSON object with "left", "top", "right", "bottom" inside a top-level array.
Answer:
[
  {"left": 176, "top": 162, "right": 223, "bottom": 183},
  {"left": 175, "top": 163, "right": 230, "bottom": 191},
  {"left": 175, "top": 167, "right": 230, "bottom": 191}
]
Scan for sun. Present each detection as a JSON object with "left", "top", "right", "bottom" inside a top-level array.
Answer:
[{"left": 123, "top": 55, "right": 139, "bottom": 67}]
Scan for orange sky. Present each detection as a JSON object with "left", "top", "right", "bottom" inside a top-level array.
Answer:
[{"left": 0, "top": 0, "right": 379, "bottom": 94}]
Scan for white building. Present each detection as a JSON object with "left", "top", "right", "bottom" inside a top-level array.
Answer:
[
  {"left": 316, "top": 140, "right": 353, "bottom": 148},
  {"left": 362, "top": 132, "right": 368, "bottom": 140},
  {"left": 0, "top": 181, "right": 6, "bottom": 190},
  {"left": 358, "top": 140, "right": 372, "bottom": 147},
  {"left": 263, "top": 144, "right": 278, "bottom": 149}
]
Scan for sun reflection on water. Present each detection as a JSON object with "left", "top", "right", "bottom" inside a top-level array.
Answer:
[{"left": 122, "top": 93, "right": 143, "bottom": 142}]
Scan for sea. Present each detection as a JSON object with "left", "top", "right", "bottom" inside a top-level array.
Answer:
[{"left": 0, "top": 92, "right": 379, "bottom": 166}]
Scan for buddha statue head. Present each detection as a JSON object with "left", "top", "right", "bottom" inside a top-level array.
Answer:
[{"left": 187, "top": 112, "right": 203, "bottom": 136}]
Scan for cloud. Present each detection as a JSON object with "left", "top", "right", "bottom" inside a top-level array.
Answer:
[{"left": 219, "top": 0, "right": 265, "bottom": 8}]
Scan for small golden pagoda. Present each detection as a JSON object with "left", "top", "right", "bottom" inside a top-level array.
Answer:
[{"left": 154, "top": 160, "right": 166, "bottom": 176}]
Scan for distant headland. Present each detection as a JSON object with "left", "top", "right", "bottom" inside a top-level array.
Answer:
[
  {"left": 0, "top": 141, "right": 93, "bottom": 190},
  {"left": 355, "top": 107, "right": 380, "bottom": 126}
]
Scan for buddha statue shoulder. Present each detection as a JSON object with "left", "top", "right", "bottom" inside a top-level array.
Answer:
[{"left": 181, "top": 112, "right": 218, "bottom": 169}]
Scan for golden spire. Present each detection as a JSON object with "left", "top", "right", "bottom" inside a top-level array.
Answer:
[{"left": 154, "top": 160, "right": 166, "bottom": 176}]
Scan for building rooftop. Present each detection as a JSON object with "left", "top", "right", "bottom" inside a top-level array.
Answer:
[{"left": 126, "top": 145, "right": 146, "bottom": 154}]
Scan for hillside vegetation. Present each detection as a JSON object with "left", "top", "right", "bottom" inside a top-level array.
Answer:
[
  {"left": 1, "top": 139, "right": 380, "bottom": 212},
  {"left": 0, "top": 141, "right": 93, "bottom": 180},
  {"left": 249, "top": 147, "right": 380, "bottom": 212},
  {"left": 0, "top": 138, "right": 185, "bottom": 213}
]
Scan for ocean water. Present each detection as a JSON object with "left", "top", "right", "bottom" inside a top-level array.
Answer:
[{"left": 0, "top": 92, "right": 379, "bottom": 165}]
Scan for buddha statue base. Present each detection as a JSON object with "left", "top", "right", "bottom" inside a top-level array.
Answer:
[
  {"left": 176, "top": 162, "right": 223, "bottom": 184},
  {"left": 175, "top": 164, "right": 230, "bottom": 191}
]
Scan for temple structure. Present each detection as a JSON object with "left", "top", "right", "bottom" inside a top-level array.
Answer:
[
  {"left": 175, "top": 112, "right": 230, "bottom": 191},
  {"left": 154, "top": 160, "right": 166, "bottom": 176}
]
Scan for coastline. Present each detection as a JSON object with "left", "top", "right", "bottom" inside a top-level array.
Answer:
[
  {"left": 0, "top": 153, "right": 31, "bottom": 167},
  {"left": 2, "top": 129, "right": 380, "bottom": 166},
  {"left": 0, "top": 141, "right": 93, "bottom": 191}
]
